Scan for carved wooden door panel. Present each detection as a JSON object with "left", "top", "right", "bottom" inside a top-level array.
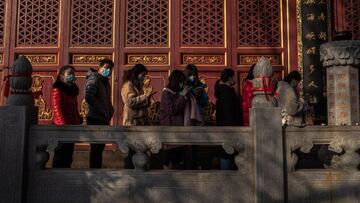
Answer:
[{"left": 0, "top": 0, "right": 300, "bottom": 125}]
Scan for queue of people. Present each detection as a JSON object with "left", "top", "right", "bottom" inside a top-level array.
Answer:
[{"left": 51, "top": 59, "right": 309, "bottom": 169}]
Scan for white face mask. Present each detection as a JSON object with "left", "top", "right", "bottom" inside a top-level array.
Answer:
[
  {"left": 189, "top": 76, "right": 195, "bottom": 82},
  {"left": 290, "top": 80, "right": 298, "bottom": 88}
]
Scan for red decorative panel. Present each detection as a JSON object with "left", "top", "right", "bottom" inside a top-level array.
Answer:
[
  {"left": 344, "top": 0, "right": 360, "bottom": 40},
  {"left": 182, "top": 54, "right": 225, "bottom": 65},
  {"left": 126, "top": 0, "right": 169, "bottom": 46},
  {"left": 17, "top": 0, "right": 60, "bottom": 46},
  {"left": 238, "top": 55, "right": 282, "bottom": 65},
  {"left": 237, "top": 0, "right": 281, "bottom": 47},
  {"left": 0, "top": 0, "right": 5, "bottom": 46},
  {"left": 126, "top": 54, "right": 169, "bottom": 65},
  {"left": 71, "top": 0, "right": 114, "bottom": 46},
  {"left": 181, "top": 0, "right": 224, "bottom": 46}
]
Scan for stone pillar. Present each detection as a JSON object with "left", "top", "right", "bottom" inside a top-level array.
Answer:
[
  {"left": 0, "top": 56, "right": 36, "bottom": 203},
  {"left": 320, "top": 40, "right": 360, "bottom": 125},
  {"left": 252, "top": 57, "right": 277, "bottom": 108},
  {"left": 251, "top": 107, "right": 284, "bottom": 202}
]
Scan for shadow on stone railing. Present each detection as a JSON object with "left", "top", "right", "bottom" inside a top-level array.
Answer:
[
  {"left": 29, "top": 126, "right": 252, "bottom": 171},
  {"left": 285, "top": 125, "right": 360, "bottom": 203},
  {"left": 285, "top": 126, "right": 360, "bottom": 171}
]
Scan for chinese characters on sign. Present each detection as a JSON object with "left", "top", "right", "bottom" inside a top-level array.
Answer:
[{"left": 301, "top": 0, "right": 329, "bottom": 121}]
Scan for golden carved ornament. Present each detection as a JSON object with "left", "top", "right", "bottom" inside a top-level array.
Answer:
[
  {"left": 23, "top": 54, "right": 57, "bottom": 65},
  {"left": 80, "top": 99, "right": 88, "bottom": 121},
  {"left": 183, "top": 55, "right": 224, "bottom": 65},
  {"left": 31, "top": 75, "right": 43, "bottom": 93},
  {"left": 72, "top": 55, "right": 112, "bottom": 64},
  {"left": 34, "top": 95, "right": 53, "bottom": 120},
  {"left": 239, "top": 55, "right": 281, "bottom": 65},
  {"left": 127, "top": 54, "right": 168, "bottom": 65},
  {"left": 0, "top": 54, "right": 3, "bottom": 65},
  {"left": 31, "top": 75, "right": 53, "bottom": 121}
]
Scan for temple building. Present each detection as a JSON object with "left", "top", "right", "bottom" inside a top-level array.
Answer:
[
  {"left": 1, "top": 1, "right": 360, "bottom": 202},
  {"left": 0, "top": 0, "right": 358, "bottom": 124}
]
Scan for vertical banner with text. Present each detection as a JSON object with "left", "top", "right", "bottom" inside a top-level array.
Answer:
[{"left": 300, "top": 0, "right": 330, "bottom": 123}]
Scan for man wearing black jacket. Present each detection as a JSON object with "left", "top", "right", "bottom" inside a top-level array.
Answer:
[{"left": 85, "top": 59, "right": 114, "bottom": 168}]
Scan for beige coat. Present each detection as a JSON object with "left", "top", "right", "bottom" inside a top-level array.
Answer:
[{"left": 121, "top": 81, "right": 149, "bottom": 126}]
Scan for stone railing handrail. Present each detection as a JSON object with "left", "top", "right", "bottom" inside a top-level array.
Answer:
[
  {"left": 29, "top": 125, "right": 253, "bottom": 171},
  {"left": 285, "top": 126, "right": 360, "bottom": 172}
]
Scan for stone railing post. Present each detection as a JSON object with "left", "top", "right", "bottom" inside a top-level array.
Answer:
[
  {"left": 320, "top": 40, "right": 360, "bottom": 125},
  {"left": 250, "top": 57, "right": 284, "bottom": 202},
  {"left": 251, "top": 107, "right": 283, "bottom": 203},
  {"left": 0, "top": 56, "right": 36, "bottom": 203}
]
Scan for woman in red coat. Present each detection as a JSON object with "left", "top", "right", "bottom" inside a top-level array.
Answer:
[
  {"left": 242, "top": 65, "right": 255, "bottom": 126},
  {"left": 51, "top": 65, "right": 82, "bottom": 168}
]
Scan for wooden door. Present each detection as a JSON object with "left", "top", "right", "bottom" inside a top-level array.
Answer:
[{"left": 0, "top": 0, "right": 301, "bottom": 125}]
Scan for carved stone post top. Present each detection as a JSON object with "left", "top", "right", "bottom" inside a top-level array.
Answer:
[
  {"left": 11, "top": 55, "right": 33, "bottom": 75},
  {"left": 253, "top": 57, "right": 273, "bottom": 78},
  {"left": 251, "top": 57, "right": 277, "bottom": 107},
  {"left": 320, "top": 40, "right": 360, "bottom": 67}
]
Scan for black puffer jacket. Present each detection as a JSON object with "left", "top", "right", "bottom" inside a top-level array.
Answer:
[
  {"left": 215, "top": 83, "right": 242, "bottom": 126},
  {"left": 85, "top": 68, "right": 114, "bottom": 123}
]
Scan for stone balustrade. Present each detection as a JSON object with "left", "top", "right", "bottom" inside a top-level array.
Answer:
[{"left": 29, "top": 125, "right": 252, "bottom": 171}]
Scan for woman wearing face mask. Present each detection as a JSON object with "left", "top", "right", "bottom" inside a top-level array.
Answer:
[
  {"left": 275, "top": 70, "right": 308, "bottom": 126},
  {"left": 159, "top": 70, "right": 191, "bottom": 169},
  {"left": 184, "top": 64, "right": 209, "bottom": 124},
  {"left": 160, "top": 70, "right": 191, "bottom": 126},
  {"left": 121, "top": 64, "right": 155, "bottom": 126},
  {"left": 51, "top": 65, "right": 82, "bottom": 168}
]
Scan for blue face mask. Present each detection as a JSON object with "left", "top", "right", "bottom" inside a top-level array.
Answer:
[
  {"left": 65, "top": 74, "right": 75, "bottom": 83},
  {"left": 138, "top": 75, "right": 145, "bottom": 82},
  {"left": 102, "top": 68, "right": 111, "bottom": 78}
]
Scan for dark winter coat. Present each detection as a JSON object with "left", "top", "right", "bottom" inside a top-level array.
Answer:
[
  {"left": 215, "top": 83, "right": 242, "bottom": 126},
  {"left": 51, "top": 81, "right": 82, "bottom": 125},
  {"left": 159, "top": 88, "right": 188, "bottom": 126},
  {"left": 85, "top": 69, "right": 114, "bottom": 123}
]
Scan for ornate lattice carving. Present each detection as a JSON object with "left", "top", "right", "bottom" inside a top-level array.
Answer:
[
  {"left": 126, "top": 0, "right": 169, "bottom": 46},
  {"left": 237, "top": 0, "right": 281, "bottom": 47},
  {"left": 17, "top": 0, "right": 59, "bottom": 46},
  {"left": 181, "top": 0, "right": 224, "bottom": 46},
  {"left": 71, "top": 0, "right": 113, "bottom": 46},
  {"left": 0, "top": 0, "right": 5, "bottom": 46},
  {"left": 345, "top": 0, "right": 360, "bottom": 40}
]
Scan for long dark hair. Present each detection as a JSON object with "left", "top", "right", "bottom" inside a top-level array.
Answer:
[
  {"left": 167, "top": 70, "right": 186, "bottom": 92},
  {"left": 283, "top": 71, "right": 302, "bottom": 84},
  {"left": 246, "top": 64, "right": 255, "bottom": 80},
  {"left": 124, "top": 64, "right": 148, "bottom": 86},
  {"left": 56, "top": 65, "right": 75, "bottom": 82},
  {"left": 184, "top": 64, "right": 199, "bottom": 77}
]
